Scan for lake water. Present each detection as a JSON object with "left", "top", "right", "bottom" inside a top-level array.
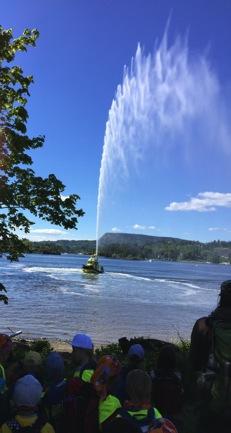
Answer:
[{"left": 0, "top": 254, "right": 231, "bottom": 345}]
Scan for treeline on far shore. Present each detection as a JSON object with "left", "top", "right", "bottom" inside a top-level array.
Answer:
[{"left": 20, "top": 233, "right": 231, "bottom": 264}]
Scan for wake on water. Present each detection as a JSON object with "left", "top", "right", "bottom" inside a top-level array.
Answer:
[
  {"left": 21, "top": 264, "right": 206, "bottom": 300},
  {"left": 23, "top": 267, "right": 83, "bottom": 274}
]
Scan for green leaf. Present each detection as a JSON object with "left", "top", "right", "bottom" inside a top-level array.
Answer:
[{"left": 0, "top": 25, "right": 84, "bottom": 270}]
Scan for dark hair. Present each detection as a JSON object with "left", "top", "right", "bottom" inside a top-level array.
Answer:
[
  {"left": 157, "top": 344, "right": 177, "bottom": 371},
  {"left": 218, "top": 280, "right": 231, "bottom": 308},
  {"left": 128, "top": 355, "right": 143, "bottom": 368},
  {"left": 126, "top": 369, "right": 151, "bottom": 403}
]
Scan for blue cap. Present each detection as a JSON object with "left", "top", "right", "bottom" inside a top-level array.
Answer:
[
  {"left": 72, "top": 333, "right": 93, "bottom": 350},
  {"left": 13, "top": 375, "right": 42, "bottom": 407},
  {"left": 128, "top": 344, "right": 144, "bottom": 360}
]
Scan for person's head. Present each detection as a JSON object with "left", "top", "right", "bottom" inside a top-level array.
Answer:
[
  {"left": 126, "top": 369, "right": 152, "bottom": 404},
  {"left": 91, "top": 355, "right": 121, "bottom": 399},
  {"left": 23, "top": 351, "right": 42, "bottom": 377},
  {"left": 72, "top": 333, "right": 93, "bottom": 366},
  {"left": 127, "top": 344, "right": 145, "bottom": 368},
  {"left": 157, "top": 344, "right": 177, "bottom": 371},
  {"left": 103, "top": 417, "right": 140, "bottom": 433},
  {"left": 0, "top": 334, "right": 13, "bottom": 363},
  {"left": 13, "top": 374, "right": 42, "bottom": 413},
  {"left": 45, "top": 351, "right": 64, "bottom": 384},
  {"left": 218, "top": 280, "right": 231, "bottom": 308}
]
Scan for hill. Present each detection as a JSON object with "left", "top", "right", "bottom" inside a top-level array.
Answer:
[
  {"left": 99, "top": 232, "right": 192, "bottom": 247},
  {"left": 24, "top": 233, "right": 231, "bottom": 263},
  {"left": 98, "top": 233, "right": 231, "bottom": 263}
]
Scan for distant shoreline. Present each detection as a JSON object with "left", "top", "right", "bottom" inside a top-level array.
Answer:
[
  {"left": 17, "top": 251, "right": 231, "bottom": 266},
  {"left": 16, "top": 335, "right": 184, "bottom": 353},
  {"left": 16, "top": 332, "right": 187, "bottom": 352},
  {"left": 19, "top": 232, "right": 231, "bottom": 264}
]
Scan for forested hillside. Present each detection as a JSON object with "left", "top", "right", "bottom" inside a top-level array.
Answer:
[
  {"left": 24, "top": 239, "right": 96, "bottom": 256},
  {"left": 98, "top": 233, "right": 231, "bottom": 262},
  {"left": 22, "top": 233, "right": 231, "bottom": 263}
]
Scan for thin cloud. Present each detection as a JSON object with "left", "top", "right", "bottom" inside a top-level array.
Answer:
[
  {"left": 111, "top": 227, "right": 121, "bottom": 233},
  {"left": 133, "top": 224, "right": 146, "bottom": 230},
  {"left": 133, "top": 224, "right": 157, "bottom": 230},
  {"left": 30, "top": 229, "right": 65, "bottom": 235},
  {"left": 165, "top": 192, "right": 231, "bottom": 212},
  {"left": 27, "top": 235, "right": 54, "bottom": 242},
  {"left": 208, "top": 227, "right": 231, "bottom": 232}
]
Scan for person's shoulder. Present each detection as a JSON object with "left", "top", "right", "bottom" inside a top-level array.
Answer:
[
  {"left": 41, "top": 422, "right": 55, "bottom": 433},
  {"left": 105, "top": 394, "right": 121, "bottom": 406}
]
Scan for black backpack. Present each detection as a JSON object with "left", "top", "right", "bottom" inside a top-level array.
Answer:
[
  {"left": 117, "top": 407, "right": 178, "bottom": 433},
  {"left": 210, "top": 320, "right": 231, "bottom": 403}
]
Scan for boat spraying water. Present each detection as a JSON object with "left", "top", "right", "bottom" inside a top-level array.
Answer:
[
  {"left": 82, "top": 255, "right": 104, "bottom": 274},
  {"left": 94, "top": 26, "right": 230, "bottom": 265}
]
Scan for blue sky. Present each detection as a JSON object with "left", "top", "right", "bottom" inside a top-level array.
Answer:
[{"left": 2, "top": 0, "right": 231, "bottom": 242}]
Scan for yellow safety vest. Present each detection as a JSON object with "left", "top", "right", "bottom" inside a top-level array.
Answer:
[
  {"left": 73, "top": 369, "right": 94, "bottom": 383},
  {"left": 127, "top": 407, "right": 162, "bottom": 420},
  {"left": 0, "top": 363, "right": 6, "bottom": 394},
  {"left": 1, "top": 415, "right": 55, "bottom": 433},
  {"left": 99, "top": 394, "right": 121, "bottom": 425}
]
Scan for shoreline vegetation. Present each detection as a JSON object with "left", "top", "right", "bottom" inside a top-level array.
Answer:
[
  {"left": 13, "top": 335, "right": 190, "bottom": 368},
  {"left": 19, "top": 232, "right": 231, "bottom": 264},
  {"left": 15, "top": 334, "right": 186, "bottom": 353},
  {"left": 12, "top": 336, "right": 190, "bottom": 391}
]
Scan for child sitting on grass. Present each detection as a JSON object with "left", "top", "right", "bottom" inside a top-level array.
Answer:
[
  {"left": 72, "top": 333, "right": 96, "bottom": 383},
  {"left": 92, "top": 355, "right": 122, "bottom": 430},
  {"left": 0, "top": 374, "right": 55, "bottom": 433},
  {"left": 42, "top": 352, "right": 66, "bottom": 433},
  {"left": 104, "top": 369, "right": 178, "bottom": 433}
]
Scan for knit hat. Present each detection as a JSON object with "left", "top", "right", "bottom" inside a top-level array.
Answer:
[
  {"left": 45, "top": 352, "right": 64, "bottom": 380},
  {"left": 91, "top": 355, "right": 121, "bottom": 400},
  {"left": 23, "top": 351, "right": 42, "bottom": 368},
  {"left": 128, "top": 344, "right": 144, "bottom": 360},
  {"left": 13, "top": 374, "right": 42, "bottom": 407},
  {"left": 72, "top": 333, "right": 93, "bottom": 350}
]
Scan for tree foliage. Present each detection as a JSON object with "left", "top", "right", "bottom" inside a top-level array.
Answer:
[
  {"left": 0, "top": 26, "right": 84, "bottom": 264},
  {"left": 98, "top": 233, "right": 231, "bottom": 262}
]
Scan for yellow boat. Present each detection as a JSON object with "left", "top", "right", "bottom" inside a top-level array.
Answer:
[{"left": 82, "top": 255, "right": 104, "bottom": 274}]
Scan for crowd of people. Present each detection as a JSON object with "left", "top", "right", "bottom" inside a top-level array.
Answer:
[{"left": 0, "top": 280, "right": 231, "bottom": 433}]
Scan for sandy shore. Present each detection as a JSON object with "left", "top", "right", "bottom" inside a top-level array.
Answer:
[
  {"left": 49, "top": 339, "right": 72, "bottom": 352},
  {"left": 19, "top": 338, "right": 106, "bottom": 353}
]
